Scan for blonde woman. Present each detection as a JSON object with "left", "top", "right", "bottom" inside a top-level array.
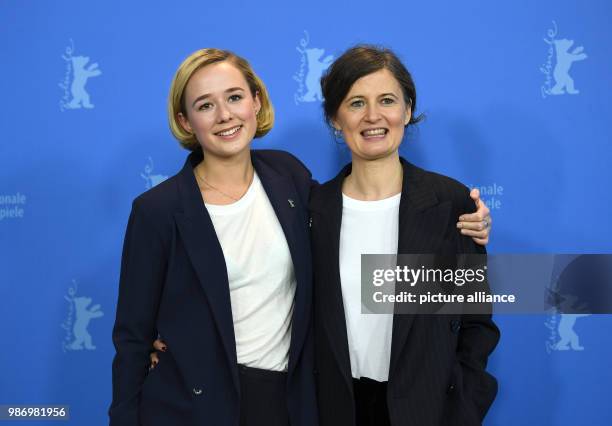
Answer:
[{"left": 110, "top": 49, "right": 317, "bottom": 426}]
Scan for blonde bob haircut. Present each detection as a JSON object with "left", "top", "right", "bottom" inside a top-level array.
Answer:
[{"left": 168, "top": 48, "right": 274, "bottom": 151}]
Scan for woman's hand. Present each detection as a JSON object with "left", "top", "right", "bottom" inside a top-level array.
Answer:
[
  {"left": 457, "top": 188, "right": 492, "bottom": 245},
  {"left": 149, "top": 338, "right": 167, "bottom": 370}
]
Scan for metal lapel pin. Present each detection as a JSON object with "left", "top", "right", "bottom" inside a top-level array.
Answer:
[{"left": 288, "top": 199, "right": 295, "bottom": 208}]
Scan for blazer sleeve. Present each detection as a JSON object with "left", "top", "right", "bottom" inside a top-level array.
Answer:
[
  {"left": 109, "top": 200, "right": 167, "bottom": 426},
  {"left": 455, "top": 190, "right": 500, "bottom": 422}
]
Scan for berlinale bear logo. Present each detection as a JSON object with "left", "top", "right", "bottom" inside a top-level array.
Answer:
[
  {"left": 540, "top": 21, "right": 587, "bottom": 98},
  {"left": 59, "top": 40, "right": 102, "bottom": 111},
  {"left": 545, "top": 255, "right": 611, "bottom": 352},
  {"left": 550, "top": 38, "right": 587, "bottom": 95},
  {"left": 141, "top": 157, "right": 169, "bottom": 189},
  {"left": 61, "top": 280, "right": 104, "bottom": 352},
  {"left": 294, "top": 31, "right": 333, "bottom": 104}
]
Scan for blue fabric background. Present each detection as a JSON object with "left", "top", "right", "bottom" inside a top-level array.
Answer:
[{"left": 1, "top": 1, "right": 610, "bottom": 424}]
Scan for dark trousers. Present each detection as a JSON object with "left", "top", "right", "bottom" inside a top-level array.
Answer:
[
  {"left": 353, "top": 377, "right": 391, "bottom": 426},
  {"left": 239, "top": 364, "right": 290, "bottom": 426}
]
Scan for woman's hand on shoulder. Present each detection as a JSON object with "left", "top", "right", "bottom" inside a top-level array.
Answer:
[{"left": 456, "top": 188, "right": 492, "bottom": 246}]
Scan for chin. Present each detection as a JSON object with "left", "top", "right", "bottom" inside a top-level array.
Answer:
[
  {"left": 355, "top": 147, "right": 398, "bottom": 162},
  {"left": 222, "top": 145, "right": 251, "bottom": 158},
  {"left": 204, "top": 142, "right": 252, "bottom": 159}
]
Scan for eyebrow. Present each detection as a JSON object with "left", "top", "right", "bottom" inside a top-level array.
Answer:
[
  {"left": 345, "top": 92, "right": 399, "bottom": 102},
  {"left": 191, "top": 87, "right": 245, "bottom": 107}
]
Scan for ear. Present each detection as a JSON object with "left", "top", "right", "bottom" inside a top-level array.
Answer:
[
  {"left": 404, "top": 107, "right": 412, "bottom": 126},
  {"left": 177, "top": 112, "right": 192, "bottom": 134},
  {"left": 330, "top": 118, "right": 342, "bottom": 131}
]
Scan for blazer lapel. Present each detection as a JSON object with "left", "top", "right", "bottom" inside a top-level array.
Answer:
[
  {"left": 173, "top": 151, "right": 239, "bottom": 392},
  {"left": 251, "top": 152, "right": 311, "bottom": 378},
  {"left": 316, "top": 158, "right": 451, "bottom": 386},
  {"left": 312, "top": 164, "right": 354, "bottom": 394},
  {"left": 389, "top": 158, "right": 444, "bottom": 378}
]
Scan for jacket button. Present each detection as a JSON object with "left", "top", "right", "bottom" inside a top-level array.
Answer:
[
  {"left": 450, "top": 320, "right": 461, "bottom": 334},
  {"left": 447, "top": 384, "right": 456, "bottom": 394},
  {"left": 193, "top": 388, "right": 203, "bottom": 395}
]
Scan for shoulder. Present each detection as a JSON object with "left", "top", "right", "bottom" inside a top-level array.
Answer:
[
  {"left": 407, "top": 161, "right": 476, "bottom": 215},
  {"left": 309, "top": 163, "right": 349, "bottom": 212},
  {"left": 130, "top": 172, "right": 182, "bottom": 228},
  {"left": 419, "top": 167, "right": 471, "bottom": 202},
  {"left": 310, "top": 173, "right": 338, "bottom": 208},
  {"left": 252, "top": 149, "right": 312, "bottom": 182}
]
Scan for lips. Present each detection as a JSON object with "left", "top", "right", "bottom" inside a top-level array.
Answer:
[
  {"left": 215, "top": 125, "right": 242, "bottom": 137},
  {"left": 361, "top": 128, "right": 388, "bottom": 138}
]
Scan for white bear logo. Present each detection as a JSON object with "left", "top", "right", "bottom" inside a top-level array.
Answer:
[
  {"left": 141, "top": 157, "right": 169, "bottom": 189},
  {"left": 302, "top": 48, "right": 333, "bottom": 102},
  {"left": 65, "top": 55, "right": 102, "bottom": 109},
  {"left": 550, "top": 39, "right": 587, "bottom": 95},
  {"left": 553, "top": 314, "right": 590, "bottom": 351},
  {"left": 294, "top": 31, "right": 333, "bottom": 104},
  {"left": 541, "top": 23, "right": 587, "bottom": 98},
  {"left": 67, "top": 296, "right": 104, "bottom": 351}
]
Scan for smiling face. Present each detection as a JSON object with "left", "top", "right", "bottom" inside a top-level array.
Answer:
[
  {"left": 332, "top": 68, "right": 411, "bottom": 162},
  {"left": 177, "top": 61, "right": 260, "bottom": 160}
]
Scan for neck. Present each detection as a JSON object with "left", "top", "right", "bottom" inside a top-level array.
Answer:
[
  {"left": 343, "top": 151, "right": 403, "bottom": 200},
  {"left": 196, "top": 149, "right": 253, "bottom": 186}
]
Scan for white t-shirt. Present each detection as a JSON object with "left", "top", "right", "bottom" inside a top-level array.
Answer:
[
  {"left": 339, "top": 192, "right": 400, "bottom": 381},
  {"left": 206, "top": 173, "right": 295, "bottom": 372}
]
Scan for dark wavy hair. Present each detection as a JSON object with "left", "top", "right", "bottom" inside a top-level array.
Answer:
[{"left": 320, "top": 45, "right": 423, "bottom": 128}]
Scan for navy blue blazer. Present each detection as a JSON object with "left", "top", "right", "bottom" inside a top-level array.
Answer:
[
  {"left": 109, "top": 149, "right": 317, "bottom": 426},
  {"left": 311, "top": 158, "right": 499, "bottom": 426}
]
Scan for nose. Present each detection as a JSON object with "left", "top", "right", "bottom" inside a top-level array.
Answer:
[
  {"left": 216, "top": 102, "right": 232, "bottom": 123},
  {"left": 364, "top": 104, "right": 381, "bottom": 122}
]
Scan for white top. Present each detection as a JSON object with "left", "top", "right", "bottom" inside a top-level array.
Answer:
[
  {"left": 206, "top": 173, "right": 295, "bottom": 372},
  {"left": 339, "top": 192, "right": 400, "bottom": 381}
]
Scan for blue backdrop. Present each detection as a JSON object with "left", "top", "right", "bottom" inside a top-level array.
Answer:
[{"left": 1, "top": 0, "right": 611, "bottom": 424}]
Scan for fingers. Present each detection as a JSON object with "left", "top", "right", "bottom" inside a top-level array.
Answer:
[
  {"left": 458, "top": 227, "right": 489, "bottom": 244},
  {"left": 458, "top": 191, "right": 492, "bottom": 246},
  {"left": 153, "top": 339, "right": 167, "bottom": 352},
  {"left": 458, "top": 214, "right": 491, "bottom": 245},
  {"left": 149, "top": 352, "right": 159, "bottom": 370},
  {"left": 460, "top": 191, "right": 490, "bottom": 223},
  {"left": 458, "top": 212, "right": 484, "bottom": 222},
  {"left": 149, "top": 339, "right": 167, "bottom": 370},
  {"left": 457, "top": 214, "right": 492, "bottom": 232},
  {"left": 470, "top": 188, "right": 481, "bottom": 205},
  {"left": 472, "top": 237, "right": 489, "bottom": 246}
]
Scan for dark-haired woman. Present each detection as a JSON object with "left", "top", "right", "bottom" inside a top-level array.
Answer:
[{"left": 311, "top": 45, "right": 499, "bottom": 426}]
